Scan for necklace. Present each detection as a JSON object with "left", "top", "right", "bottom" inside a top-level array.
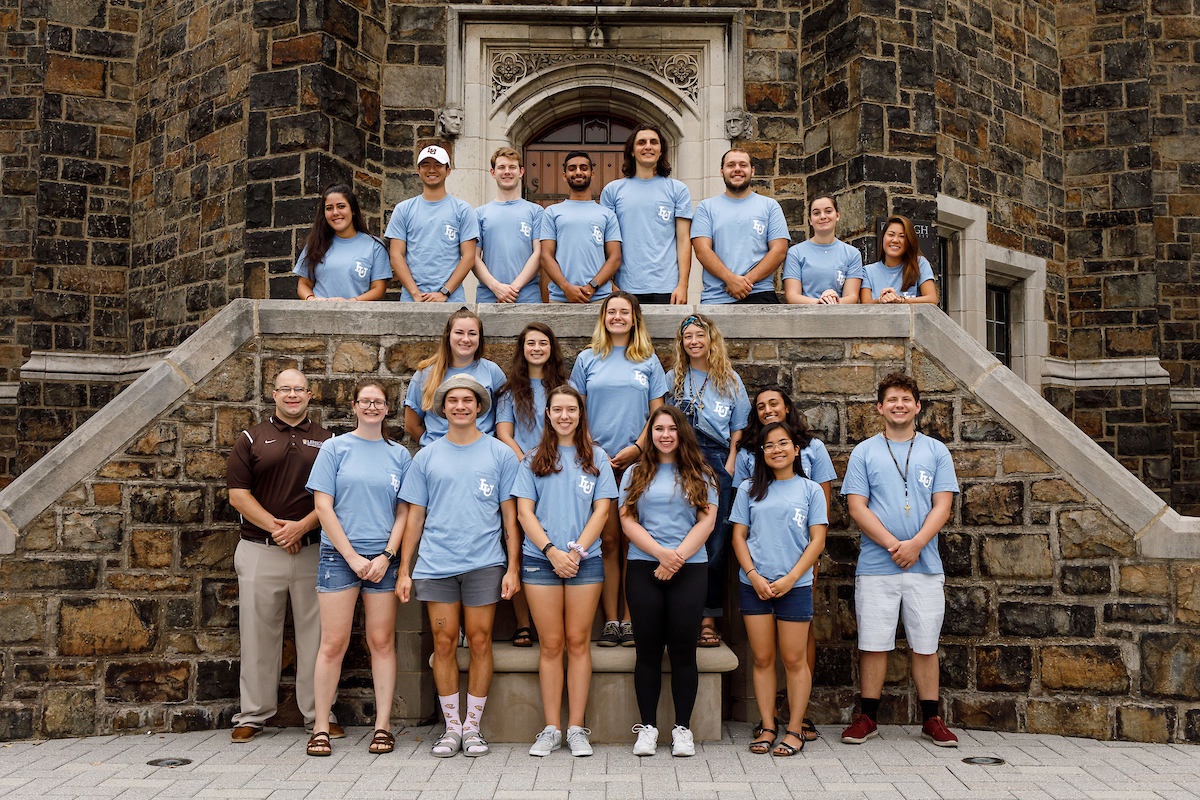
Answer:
[
  {"left": 686, "top": 366, "right": 710, "bottom": 411},
  {"left": 885, "top": 433, "right": 916, "bottom": 517}
]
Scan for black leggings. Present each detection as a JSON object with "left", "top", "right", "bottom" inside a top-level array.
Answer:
[{"left": 625, "top": 560, "right": 707, "bottom": 728}]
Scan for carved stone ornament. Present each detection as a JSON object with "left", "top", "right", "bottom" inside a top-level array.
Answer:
[
  {"left": 437, "top": 107, "right": 465, "bottom": 137},
  {"left": 724, "top": 108, "right": 751, "bottom": 140},
  {"left": 490, "top": 50, "right": 701, "bottom": 104}
]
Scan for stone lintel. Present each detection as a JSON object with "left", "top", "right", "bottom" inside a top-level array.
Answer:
[
  {"left": 0, "top": 381, "right": 17, "bottom": 405},
  {"left": 1169, "top": 388, "right": 1200, "bottom": 410},
  {"left": 20, "top": 349, "right": 174, "bottom": 383},
  {"left": 1042, "top": 356, "right": 1171, "bottom": 388}
]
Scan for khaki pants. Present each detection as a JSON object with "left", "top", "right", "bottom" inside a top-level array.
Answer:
[{"left": 231, "top": 539, "right": 330, "bottom": 728}]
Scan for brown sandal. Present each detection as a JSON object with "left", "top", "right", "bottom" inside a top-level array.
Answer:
[
  {"left": 368, "top": 728, "right": 394, "bottom": 754},
  {"left": 306, "top": 731, "right": 331, "bottom": 757},
  {"left": 698, "top": 624, "right": 722, "bottom": 647}
]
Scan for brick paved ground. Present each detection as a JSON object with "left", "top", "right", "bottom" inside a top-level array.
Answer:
[{"left": 1, "top": 722, "right": 1198, "bottom": 799}]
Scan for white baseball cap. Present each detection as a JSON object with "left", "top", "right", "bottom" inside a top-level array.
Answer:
[{"left": 417, "top": 145, "right": 451, "bottom": 166}]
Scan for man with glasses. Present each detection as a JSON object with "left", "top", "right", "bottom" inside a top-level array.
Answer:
[{"left": 226, "top": 369, "right": 341, "bottom": 742}]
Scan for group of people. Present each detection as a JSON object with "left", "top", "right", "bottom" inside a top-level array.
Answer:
[
  {"left": 293, "top": 127, "right": 939, "bottom": 308},
  {"left": 226, "top": 295, "right": 962, "bottom": 762}
]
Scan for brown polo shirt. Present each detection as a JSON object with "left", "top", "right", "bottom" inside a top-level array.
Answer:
[{"left": 226, "top": 416, "right": 332, "bottom": 541}]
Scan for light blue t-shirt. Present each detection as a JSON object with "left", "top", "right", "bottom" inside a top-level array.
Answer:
[
  {"left": 619, "top": 463, "right": 716, "bottom": 563},
  {"left": 691, "top": 193, "right": 790, "bottom": 304},
  {"left": 731, "top": 475, "right": 827, "bottom": 586},
  {"left": 664, "top": 366, "right": 750, "bottom": 447},
  {"left": 400, "top": 434, "right": 520, "bottom": 580},
  {"left": 841, "top": 433, "right": 958, "bottom": 576},
  {"left": 306, "top": 433, "right": 412, "bottom": 554},
  {"left": 384, "top": 195, "right": 480, "bottom": 303},
  {"left": 734, "top": 437, "right": 837, "bottom": 487},
  {"left": 495, "top": 378, "right": 546, "bottom": 455},
  {"left": 513, "top": 445, "right": 618, "bottom": 561},
  {"left": 782, "top": 238, "right": 865, "bottom": 299},
  {"left": 569, "top": 346, "right": 668, "bottom": 456},
  {"left": 404, "top": 359, "right": 508, "bottom": 447},
  {"left": 539, "top": 200, "right": 621, "bottom": 303},
  {"left": 293, "top": 232, "right": 392, "bottom": 300},
  {"left": 599, "top": 176, "right": 693, "bottom": 294},
  {"left": 475, "top": 199, "right": 544, "bottom": 304},
  {"left": 861, "top": 256, "right": 936, "bottom": 300}
]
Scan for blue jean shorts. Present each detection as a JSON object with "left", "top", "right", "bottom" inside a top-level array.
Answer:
[
  {"left": 739, "top": 581, "right": 814, "bottom": 623},
  {"left": 521, "top": 553, "right": 605, "bottom": 586},
  {"left": 317, "top": 544, "right": 400, "bottom": 594}
]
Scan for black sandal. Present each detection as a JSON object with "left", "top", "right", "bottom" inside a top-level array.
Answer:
[
  {"left": 772, "top": 730, "right": 805, "bottom": 757},
  {"left": 749, "top": 718, "right": 778, "bottom": 754},
  {"left": 801, "top": 717, "right": 820, "bottom": 741},
  {"left": 511, "top": 626, "right": 533, "bottom": 647}
]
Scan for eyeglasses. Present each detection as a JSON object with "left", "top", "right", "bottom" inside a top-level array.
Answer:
[
  {"left": 356, "top": 399, "right": 388, "bottom": 409},
  {"left": 274, "top": 386, "right": 308, "bottom": 395},
  {"left": 762, "top": 441, "right": 794, "bottom": 453}
]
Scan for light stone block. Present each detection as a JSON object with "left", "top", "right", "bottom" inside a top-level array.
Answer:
[{"left": 168, "top": 299, "right": 255, "bottom": 386}]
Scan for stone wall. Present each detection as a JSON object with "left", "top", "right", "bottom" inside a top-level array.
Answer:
[{"left": 0, "top": 303, "right": 1197, "bottom": 743}]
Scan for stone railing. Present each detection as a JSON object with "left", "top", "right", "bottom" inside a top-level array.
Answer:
[{"left": 0, "top": 301, "right": 1197, "bottom": 742}]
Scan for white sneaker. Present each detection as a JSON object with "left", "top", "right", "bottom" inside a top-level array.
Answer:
[
  {"left": 566, "top": 725, "right": 593, "bottom": 757},
  {"left": 671, "top": 725, "right": 695, "bottom": 757},
  {"left": 632, "top": 723, "right": 658, "bottom": 756},
  {"left": 528, "top": 725, "right": 561, "bottom": 756}
]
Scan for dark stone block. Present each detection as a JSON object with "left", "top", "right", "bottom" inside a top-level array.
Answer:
[
  {"left": 1117, "top": 425, "right": 1171, "bottom": 457},
  {"left": 1187, "top": 709, "right": 1200, "bottom": 743},
  {"left": 76, "top": 30, "right": 134, "bottom": 58},
  {"left": 1104, "top": 41, "right": 1148, "bottom": 81},
  {"left": 273, "top": 197, "right": 313, "bottom": 227},
  {"left": 331, "top": 119, "right": 365, "bottom": 164},
  {"left": 0, "top": 97, "right": 36, "bottom": 120},
  {"left": 390, "top": 4, "right": 443, "bottom": 42},
  {"left": 130, "top": 487, "right": 204, "bottom": 524},
  {"left": 998, "top": 603, "right": 1095, "bottom": 638},
  {"left": 188, "top": 101, "right": 214, "bottom": 142},
  {"left": 951, "top": 697, "right": 1018, "bottom": 731},
  {"left": 0, "top": 558, "right": 98, "bottom": 591},
  {"left": 196, "top": 660, "right": 239, "bottom": 701},
  {"left": 33, "top": 289, "right": 88, "bottom": 322},
  {"left": 960, "top": 420, "right": 1015, "bottom": 442},
  {"left": 943, "top": 585, "right": 988, "bottom": 637},
  {"left": 269, "top": 111, "right": 329, "bottom": 153},
  {"left": 1108, "top": 109, "right": 1149, "bottom": 146},
  {"left": 0, "top": 707, "right": 33, "bottom": 740},
  {"left": 160, "top": 24, "right": 186, "bottom": 59},
  {"left": 1106, "top": 603, "right": 1169, "bottom": 623},
  {"left": 38, "top": 181, "right": 86, "bottom": 219},
  {"left": 327, "top": 0, "right": 358, "bottom": 46},
  {"left": 105, "top": 662, "right": 190, "bottom": 703},
  {"left": 976, "top": 646, "right": 1032, "bottom": 691},
  {"left": 1063, "top": 83, "right": 1123, "bottom": 113},
  {"left": 42, "top": 122, "right": 96, "bottom": 159},
  {"left": 249, "top": 71, "right": 298, "bottom": 110},
  {"left": 166, "top": 598, "right": 194, "bottom": 629},
  {"left": 303, "top": 151, "right": 352, "bottom": 194},
  {"left": 254, "top": 0, "right": 298, "bottom": 25},
  {"left": 939, "top": 644, "right": 969, "bottom": 689},
  {"left": 1062, "top": 565, "right": 1111, "bottom": 595},
  {"left": 216, "top": 101, "right": 243, "bottom": 130},
  {"left": 1140, "top": 633, "right": 1200, "bottom": 699},
  {"left": 246, "top": 183, "right": 273, "bottom": 229},
  {"left": 87, "top": 214, "right": 131, "bottom": 240},
  {"left": 858, "top": 58, "right": 896, "bottom": 103},
  {"left": 940, "top": 533, "right": 971, "bottom": 578},
  {"left": 813, "top": 645, "right": 851, "bottom": 687}
]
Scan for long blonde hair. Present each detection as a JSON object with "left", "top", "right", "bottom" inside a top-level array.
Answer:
[
  {"left": 589, "top": 291, "right": 654, "bottom": 362},
  {"left": 418, "top": 308, "right": 485, "bottom": 410},
  {"left": 671, "top": 313, "right": 739, "bottom": 400}
]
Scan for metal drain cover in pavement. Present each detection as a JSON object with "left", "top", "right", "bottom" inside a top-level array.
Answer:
[
  {"left": 147, "top": 758, "right": 192, "bottom": 767},
  {"left": 962, "top": 756, "right": 1006, "bottom": 765}
]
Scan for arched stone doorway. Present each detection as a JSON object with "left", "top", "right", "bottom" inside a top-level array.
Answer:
[{"left": 523, "top": 114, "right": 635, "bottom": 206}]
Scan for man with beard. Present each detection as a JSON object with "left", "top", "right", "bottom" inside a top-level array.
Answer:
[
  {"left": 691, "top": 149, "right": 790, "bottom": 304},
  {"left": 474, "top": 147, "right": 545, "bottom": 304},
  {"left": 387, "top": 144, "right": 480, "bottom": 303},
  {"left": 540, "top": 151, "right": 622, "bottom": 304}
]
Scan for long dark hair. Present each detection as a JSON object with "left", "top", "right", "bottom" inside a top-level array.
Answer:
[
  {"left": 300, "top": 184, "right": 380, "bottom": 280},
  {"left": 529, "top": 385, "right": 599, "bottom": 478},
  {"left": 497, "top": 322, "right": 567, "bottom": 430},
  {"left": 749, "top": 422, "right": 806, "bottom": 501},
  {"left": 621, "top": 124, "right": 672, "bottom": 178},
  {"left": 353, "top": 377, "right": 395, "bottom": 446},
  {"left": 738, "top": 384, "right": 812, "bottom": 454},
  {"left": 876, "top": 214, "right": 925, "bottom": 292},
  {"left": 621, "top": 406, "right": 715, "bottom": 521}
]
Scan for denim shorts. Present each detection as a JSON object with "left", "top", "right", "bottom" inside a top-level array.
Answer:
[
  {"left": 316, "top": 544, "right": 400, "bottom": 594},
  {"left": 521, "top": 553, "right": 605, "bottom": 586},
  {"left": 739, "top": 581, "right": 814, "bottom": 623}
]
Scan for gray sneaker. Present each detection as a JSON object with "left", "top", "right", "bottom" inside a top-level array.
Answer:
[
  {"left": 529, "top": 725, "right": 561, "bottom": 756},
  {"left": 619, "top": 620, "right": 635, "bottom": 647},
  {"left": 598, "top": 621, "right": 621, "bottom": 647},
  {"left": 566, "top": 725, "right": 593, "bottom": 757}
]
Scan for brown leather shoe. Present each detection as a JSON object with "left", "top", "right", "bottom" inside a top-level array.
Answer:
[
  {"left": 328, "top": 723, "right": 345, "bottom": 739},
  {"left": 230, "top": 725, "right": 259, "bottom": 743}
]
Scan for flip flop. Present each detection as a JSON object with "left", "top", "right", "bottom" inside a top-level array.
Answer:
[
  {"left": 368, "top": 728, "right": 394, "bottom": 754},
  {"left": 306, "top": 731, "right": 331, "bottom": 757}
]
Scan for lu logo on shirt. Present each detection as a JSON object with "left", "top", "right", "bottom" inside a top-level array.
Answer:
[
  {"left": 444, "top": 224, "right": 459, "bottom": 242},
  {"left": 578, "top": 475, "right": 595, "bottom": 495}
]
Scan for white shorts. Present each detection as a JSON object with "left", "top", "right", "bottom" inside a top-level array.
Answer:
[{"left": 855, "top": 572, "right": 945, "bottom": 655}]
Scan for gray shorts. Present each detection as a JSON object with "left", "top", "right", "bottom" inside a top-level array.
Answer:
[{"left": 413, "top": 565, "right": 505, "bottom": 607}]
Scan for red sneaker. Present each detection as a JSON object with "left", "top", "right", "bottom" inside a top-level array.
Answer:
[
  {"left": 840, "top": 713, "right": 878, "bottom": 744},
  {"left": 921, "top": 716, "right": 958, "bottom": 747}
]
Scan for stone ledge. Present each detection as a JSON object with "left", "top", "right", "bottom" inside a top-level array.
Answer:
[
  {"left": 1043, "top": 356, "right": 1171, "bottom": 387},
  {"left": 435, "top": 642, "right": 739, "bottom": 673},
  {"left": 20, "top": 349, "right": 174, "bottom": 382}
]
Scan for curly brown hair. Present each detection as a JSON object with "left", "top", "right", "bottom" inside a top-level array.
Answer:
[{"left": 621, "top": 406, "right": 715, "bottom": 522}]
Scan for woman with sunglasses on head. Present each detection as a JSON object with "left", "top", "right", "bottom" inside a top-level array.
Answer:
[
  {"left": 305, "top": 379, "right": 411, "bottom": 757},
  {"left": 665, "top": 313, "right": 750, "bottom": 648},
  {"left": 495, "top": 322, "right": 569, "bottom": 648},
  {"left": 619, "top": 405, "right": 718, "bottom": 758},
  {"left": 782, "top": 194, "right": 863, "bottom": 305},
  {"left": 295, "top": 184, "right": 391, "bottom": 301},
  {"left": 734, "top": 384, "right": 836, "bottom": 743},
  {"left": 570, "top": 291, "right": 667, "bottom": 647},
  {"left": 404, "top": 307, "right": 507, "bottom": 447},
  {"left": 514, "top": 385, "right": 617, "bottom": 758},
  {"left": 860, "top": 214, "right": 938, "bottom": 304},
  {"left": 731, "top": 422, "right": 827, "bottom": 757}
]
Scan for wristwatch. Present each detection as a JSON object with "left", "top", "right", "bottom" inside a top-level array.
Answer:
[
  {"left": 541, "top": 541, "right": 555, "bottom": 555},
  {"left": 438, "top": 284, "right": 451, "bottom": 296},
  {"left": 586, "top": 279, "right": 599, "bottom": 291},
  {"left": 383, "top": 547, "right": 398, "bottom": 563}
]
